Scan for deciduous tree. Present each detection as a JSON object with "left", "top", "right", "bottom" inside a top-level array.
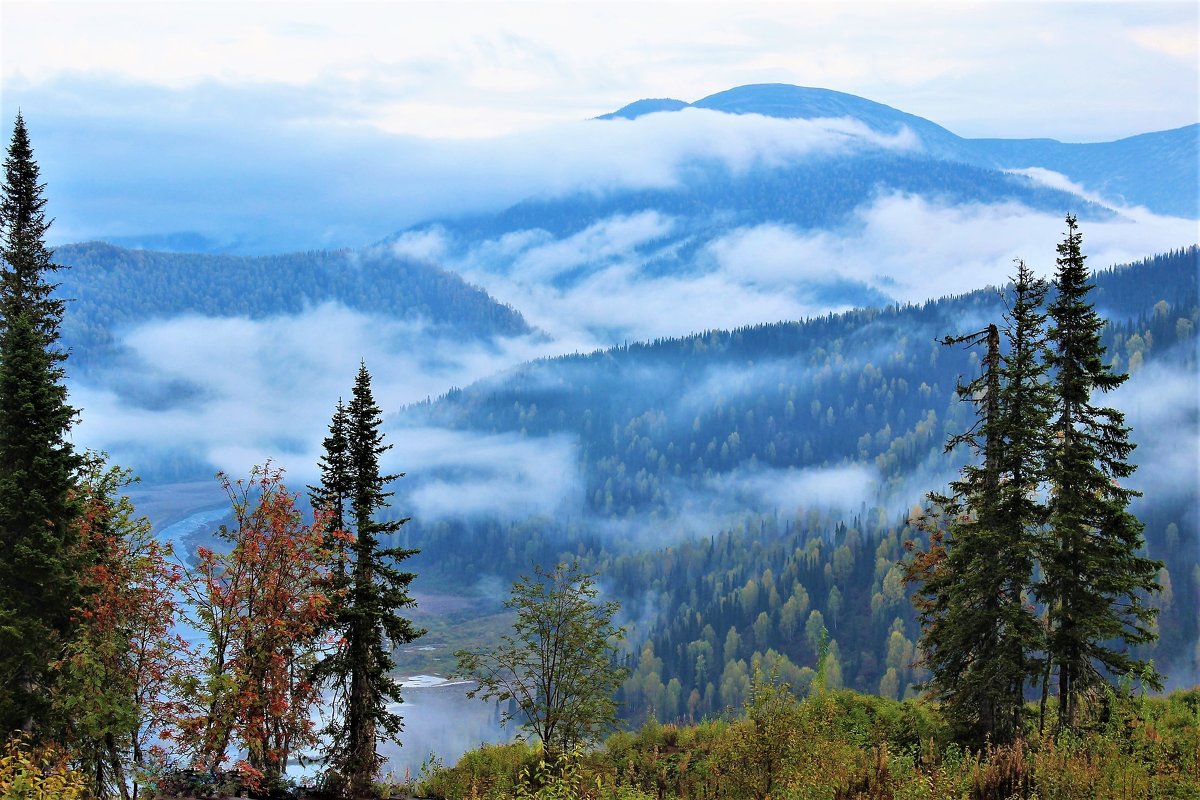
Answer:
[
  {"left": 52, "top": 455, "right": 187, "bottom": 800},
  {"left": 178, "top": 465, "right": 331, "bottom": 791},
  {"left": 456, "top": 560, "right": 626, "bottom": 761}
]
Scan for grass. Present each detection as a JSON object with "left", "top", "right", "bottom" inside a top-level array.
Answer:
[{"left": 416, "top": 683, "right": 1200, "bottom": 800}]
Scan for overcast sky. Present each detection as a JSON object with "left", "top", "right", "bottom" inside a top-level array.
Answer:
[
  {"left": 1, "top": 1, "right": 1197, "bottom": 252},
  {"left": 4, "top": 1, "right": 1198, "bottom": 140}
]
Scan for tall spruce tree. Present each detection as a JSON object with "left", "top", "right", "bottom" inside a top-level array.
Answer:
[
  {"left": 908, "top": 262, "right": 1053, "bottom": 744},
  {"left": 312, "top": 363, "right": 424, "bottom": 798},
  {"left": 990, "top": 261, "right": 1055, "bottom": 736},
  {"left": 309, "top": 398, "right": 350, "bottom": 567},
  {"left": 0, "top": 113, "right": 82, "bottom": 735},
  {"left": 909, "top": 322, "right": 1013, "bottom": 743},
  {"left": 1040, "top": 215, "right": 1161, "bottom": 731}
]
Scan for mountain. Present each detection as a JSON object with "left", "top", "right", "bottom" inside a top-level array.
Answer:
[
  {"left": 384, "top": 84, "right": 1194, "bottom": 349},
  {"left": 54, "top": 240, "right": 533, "bottom": 378},
  {"left": 392, "top": 247, "right": 1198, "bottom": 717},
  {"left": 596, "top": 84, "right": 1199, "bottom": 217},
  {"left": 602, "top": 84, "right": 967, "bottom": 157}
]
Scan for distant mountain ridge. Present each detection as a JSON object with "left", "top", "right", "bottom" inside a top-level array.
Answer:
[
  {"left": 597, "top": 83, "right": 1198, "bottom": 217},
  {"left": 54, "top": 241, "right": 533, "bottom": 378}
]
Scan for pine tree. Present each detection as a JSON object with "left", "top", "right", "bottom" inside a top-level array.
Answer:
[
  {"left": 908, "top": 321, "right": 1012, "bottom": 743},
  {"left": 907, "top": 262, "right": 1053, "bottom": 744},
  {"left": 1039, "top": 215, "right": 1161, "bottom": 731},
  {"left": 309, "top": 398, "right": 350, "bottom": 571},
  {"left": 0, "top": 113, "right": 82, "bottom": 735},
  {"left": 313, "top": 363, "right": 424, "bottom": 798},
  {"left": 987, "top": 261, "right": 1055, "bottom": 741}
]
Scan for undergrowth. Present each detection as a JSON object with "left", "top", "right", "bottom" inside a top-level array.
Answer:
[{"left": 419, "top": 682, "right": 1200, "bottom": 800}]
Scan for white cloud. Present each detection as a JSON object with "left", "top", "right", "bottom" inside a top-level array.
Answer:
[
  {"left": 510, "top": 211, "right": 676, "bottom": 282},
  {"left": 403, "top": 428, "right": 582, "bottom": 521},
  {"left": 389, "top": 228, "right": 449, "bottom": 263},
  {"left": 1128, "top": 24, "right": 1199, "bottom": 63},
  {"left": 439, "top": 194, "right": 1197, "bottom": 348},
  {"left": 1111, "top": 358, "right": 1200, "bottom": 511},
  {"left": 1005, "top": 167, "right": 1106, "bottom": 204},
  {"left": 725, "top": 463, "right": 880, "bottom": 516},
  {"left": 4, "top": 2, "right": 1195, "bottom": 141},
  {"left": 9, "top": 92, "right": 923, "bottom": 254},
  {"left": 70, "top": 303, "right": 566, "bottom": 481}
]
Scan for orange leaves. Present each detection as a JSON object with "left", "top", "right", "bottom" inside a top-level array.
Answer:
[{"left": 178, "top": 463, "right": 333, "bottom": 784}]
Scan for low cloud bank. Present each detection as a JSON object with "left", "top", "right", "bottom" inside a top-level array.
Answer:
[
  {"left": 399, "top": 427, "right": 583, "bottom": 522},
  {"left": 70, "top": 303, "right": 567, "bottom": 486},
  {"left": 438, "top": 194, "right": 1195, "bottom": 346},
  {"left": 14, "top": 75, "right": 919, "bottom": 254}
]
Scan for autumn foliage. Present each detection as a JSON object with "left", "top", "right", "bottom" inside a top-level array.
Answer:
[
  {"left": 176, "top": 464, "right": 333, "bottom": 791},
  {"left": 51, "top": 457, "right": 188, "bottom": 799}
]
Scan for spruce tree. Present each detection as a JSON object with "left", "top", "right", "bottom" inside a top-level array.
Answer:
[
  {"left": 309, "top": 398, "right": 350, "bottom": 566},
  {"left": 910, "top": 322, "right": 1013, "bottom": 743},
  {"left": 989, "top": 261, "right": 1055, "bottom": 740},
  {"left": 0, "top": 113, "right": 82, "bottom": 735},
  {"left": 313, "top": 363, "right": 424, "bottom": 798},
  {"left": 908, "top": 262, "right": 1053, "bottom": 744},
  {"left": 1039, "top": 215, "right": 1161, "bottom": 731}
]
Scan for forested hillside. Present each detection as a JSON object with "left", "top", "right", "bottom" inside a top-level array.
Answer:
[
  {"left": 53, "top": 241, "right": 532, "bottom": 375},
  {"left": 395, "top": 247, "right": 1198, "bottom": 722}
]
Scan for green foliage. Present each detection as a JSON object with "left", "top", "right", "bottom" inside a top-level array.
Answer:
[
  {"left": 406, "top": 247, "right": 1197, "bottom": 724},
  {"left": 907, "top": 262, "right": 1053, "bottom": 746},
  {"left": 908, "top": 224, "right": 1167, "bottom": 745},
  {"left": 0, "top": 733, "right": 87, "bottom": 799},
  {"left": 1041, "top": 215, "right": 1163, "bottom": 731},
  {"left": 456, "top": 561, "right": 627, "bottom": 760},
  {"left": 51, "top": 455, "right": 186, "bottom": 799},
  {"left": 175, "top": 465, "right": 330, "bottom": 790},
  {"left": 0, "top": 112, "right": 83, "bottom": 737},
  {"left": 422, "top": 687, "right": 1200, "bottom": 799},
  {"left": 312, "top": 363, "right": 424, "bottom": 798}
]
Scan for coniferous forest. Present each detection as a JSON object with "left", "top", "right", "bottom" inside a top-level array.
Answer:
[{"left": 1, "top": 85, "right": 1198, "bottom": 800}]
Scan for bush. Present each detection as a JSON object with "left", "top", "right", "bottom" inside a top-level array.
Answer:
[
  {"left": 0, "top": 734, "right": 87, "bottom": 800},
  {"left": 419, "top": 686, "right": 1200, "bottom": 800}
]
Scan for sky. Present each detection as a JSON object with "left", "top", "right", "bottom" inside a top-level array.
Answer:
[{"left": 1, "top": 1, "right": 1197, "bottom": 252}]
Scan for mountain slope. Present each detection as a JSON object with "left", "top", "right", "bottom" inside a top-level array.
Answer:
[
  {"left": 54, "top": 240, "right": 533, "bottom": 375},
  {"left": 391, "top": 247, "right": 1198, "bottom": 717},
  {"left": 596, "top": 83, "right": 1198, "bottom": 217},
  {"left": 383, "top": 84, "right": 1192, "bottom": 350}
]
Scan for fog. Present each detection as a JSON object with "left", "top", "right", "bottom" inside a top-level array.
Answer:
[
  {"left": 17, "top": 92, "right": 917, "bottom": 253},
  {"left": 399, "top": 427, "right": 583, "bottom": 522},
  {"left": 427, "top": 194, "right": 1196, "bottom": 346},
  {"left": 70, "top": 303, "right": 569, "bottom": 487},
  {"left": 1112, "top": 356, "right": 1200, "bottom": 532}
]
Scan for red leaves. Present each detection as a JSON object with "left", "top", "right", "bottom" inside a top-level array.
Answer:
[{"left": 178, "top": 463, "right": 333, "bottom": 783}]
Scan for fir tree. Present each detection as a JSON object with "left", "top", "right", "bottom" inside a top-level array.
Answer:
[
  {"left": 0, "top": 113, "right": 82, "bottom": 735},
  {"left": 908, "top": 262, "right": 1053, "bottom": 745},
  {"left": 1040, "top": 215, "right": 1161, "bottom": 731},
  {"left": 313, "top": 363, "right": 424, "bottom": 798},
  {"left": 309, "top": 398, "right": 350, "bottom": 570},
  {"left": 990, "top": 261, "right": 1055, "bottom": 736},
  {"left": 909, "top": 321, "right": 1012, "bottom": 744}
]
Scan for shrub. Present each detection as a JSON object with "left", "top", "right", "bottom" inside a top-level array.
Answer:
[{"left": 0, "top": 734, "right": 87, "bottom": 800}]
